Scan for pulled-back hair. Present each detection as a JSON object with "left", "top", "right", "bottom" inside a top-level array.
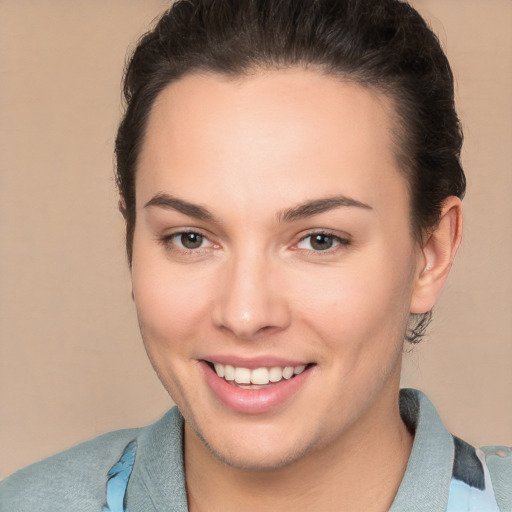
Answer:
[{"left": 115, "top": 0, "right": 465, "bottom": 342}]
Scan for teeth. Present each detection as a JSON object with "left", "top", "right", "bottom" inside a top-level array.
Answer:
[
  {"left": 212, "top": 362, "right": 308, "bottom": 385},
  {"left": 251, "top": 367, "right": 269, "bottom": 385},
  {"left": 234, "top": 367, "right": 251, "bottom": 384},
  {"left": 214, "top": 363, "right": 225, "bottom": 378},
  {"left": 224, "top": 364, "right": 235, "bottom": 381},
  {"left": 294, "top": 365, "right": 306, "bottom": 375},
  {"left": 269, "top": 367, "right": 283, "bottom": 382},
  {"left": 282, "top": 366, "right": 294, "bottom": 379}
]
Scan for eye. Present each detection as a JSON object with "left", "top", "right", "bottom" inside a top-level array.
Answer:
[
  {"left": 161, "top": 230, "right": 215, "bottom": 252},
  {"left": 296, "top": 232, "right": 348, "bottom": 251},
  {"left": 176, "top": 232, "right": 205, "bottom": 249}
]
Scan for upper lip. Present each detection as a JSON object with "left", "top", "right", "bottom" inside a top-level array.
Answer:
[{"left": 202, "top": 355, "right": 313, "bottom": 369}]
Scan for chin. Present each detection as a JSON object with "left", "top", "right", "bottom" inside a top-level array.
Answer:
[
  {"left": 205, "top": 434, "right": 310, "bottom": 471},
  {"left": 186, "top": 414, "right": 318, "bottom": 471}
]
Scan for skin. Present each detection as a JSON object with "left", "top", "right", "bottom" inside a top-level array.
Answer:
[{"left": 131, "top": 69, "right": 462, "bottom": 511}]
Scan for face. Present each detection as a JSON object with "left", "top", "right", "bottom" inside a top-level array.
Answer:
[{"left": 132, "top": 69, "right": 422, "bottom": 469}]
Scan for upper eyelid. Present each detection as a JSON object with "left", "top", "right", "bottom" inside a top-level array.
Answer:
[
  {"left": 158, "top": 233, "right": 216, "bottom": 257},
  {"left": 158, "top": 228, "right": 351, "bottom": 248},
  {"left": 300, "top": 230, "right": 342, "bottom": 239},
  {"left": 297, "top": 229, "right": 351, "bottom": 242},
  {"left": 159, "top": 229, "right": 214, "bottom": 247},
  {"left": 291, "top": 231, "right": 351, "bottom": 255},
  {"left": 162, "top": 227, "right": 211, "bottom": 239}
]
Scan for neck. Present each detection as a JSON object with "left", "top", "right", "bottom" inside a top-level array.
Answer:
[{"left": 185, "top": 385, "right": 413, "bottom": 512}]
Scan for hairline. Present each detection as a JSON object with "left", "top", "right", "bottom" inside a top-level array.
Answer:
[{"left": 130, "top": 64, "right": 421, "bottom": 247}]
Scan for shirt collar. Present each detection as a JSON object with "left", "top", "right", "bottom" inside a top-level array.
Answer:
[
  {"left": 390, "top": 388, "right": 454, "bottom": 512},
  {"left": 127, "top": 388, "right": 454, "bottom": 511},
  {"left": 127, "top": 407, "right": 188, "bottom": 512}
]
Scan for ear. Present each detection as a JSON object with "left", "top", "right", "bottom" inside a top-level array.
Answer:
[{"left": 410, "top": 196, "right": 463, "bottom": 314}]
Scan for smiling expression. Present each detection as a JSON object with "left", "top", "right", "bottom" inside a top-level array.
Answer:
[{"left": 131, "top": 69, "right": 423, "bottom": 469}]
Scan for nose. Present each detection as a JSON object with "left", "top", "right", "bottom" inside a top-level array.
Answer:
[{"left": 210, "top": 252, "right": 291, "bottom": 340}]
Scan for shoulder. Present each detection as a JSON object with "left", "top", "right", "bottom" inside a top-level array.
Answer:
[
  {"left": 394, "top": 389, "right": 511, "bottom": 512},
  {"left": 0, "top": 427, "right": 140, "bottom": 512},
  {"left": 479, "top": 444, "right": 512, "bottom": 512},
  {"left": 447, "top": 437, "right": 511, "bottom": 512}
]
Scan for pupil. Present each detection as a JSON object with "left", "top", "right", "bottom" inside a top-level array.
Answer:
[
  {"left": 181, "top": 233, "right": 203, "bottom": 249},
  {"left": 311, "top": 234, "right": 333, "bottom": 251}
]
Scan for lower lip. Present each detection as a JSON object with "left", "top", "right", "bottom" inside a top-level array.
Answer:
[{"left": 201, "top": 362, "right": 312, "bottom": 415}]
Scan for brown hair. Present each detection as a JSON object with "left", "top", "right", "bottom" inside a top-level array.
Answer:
[{"left": 115, "top": 0, "right": 465, "bottom": 342}]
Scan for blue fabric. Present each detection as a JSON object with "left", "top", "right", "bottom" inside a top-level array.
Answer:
[
  {"left": 446, "top": 477, "right": 500, "bottom": 511},
  {"left": 445, "top": 439, "right": 501, "bottom": 511},
  {"left": 102, "top": 440, "right": 137, "bottom": 512},
  {"left": 1, "top": 390, "right": 509, "bottom": 512},
  {"left": 480, "top": 445, "right": 512, "bottom": 512},
  {"left": 103, "top": 425, "right": 502, "bottom": 512}
]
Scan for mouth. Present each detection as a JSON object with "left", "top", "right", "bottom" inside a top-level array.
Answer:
[
  {"left": 200, "top": 359, "right": 315, "bottom": 414},
  {"left": 206, "top": 361, "right": 312, "bottom": 389}
]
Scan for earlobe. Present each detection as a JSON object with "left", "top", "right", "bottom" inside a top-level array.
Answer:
[{"left": 410, "top": 196, "right": 463, "bottom": 314}]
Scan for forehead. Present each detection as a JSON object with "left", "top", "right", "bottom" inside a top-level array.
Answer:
[{"left": 136, "top": 68, "right": 407, "bottom": 214}]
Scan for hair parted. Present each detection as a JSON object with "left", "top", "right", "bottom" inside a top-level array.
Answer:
[{"left": 115, "top": 0, "right": 465, "bottom": 343}]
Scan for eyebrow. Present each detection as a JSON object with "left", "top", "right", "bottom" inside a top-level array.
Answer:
[
  {"left": 144, "top": 192, "right": 372, "bottom": 224},
  {"left": 278, "top": 195, "right": 372, "bottom": 223},
  {"left": 144, "top": 193, "right": 216, "bottom": 221}
]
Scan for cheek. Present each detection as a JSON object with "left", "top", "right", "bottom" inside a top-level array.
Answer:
[
  {"left": 131, "top": 245, "right": 212, "bottom": 356},
  {"left": 292, "top": 253, "right": 415, "bottom": 355}
]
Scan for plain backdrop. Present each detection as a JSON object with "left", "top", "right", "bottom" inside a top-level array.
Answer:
[{"left": 0, "top": 0, "right": 511, "bottom": 479}]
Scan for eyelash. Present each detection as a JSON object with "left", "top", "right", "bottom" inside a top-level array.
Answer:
[
  {"left": 295, "top": 231, "right": 350, "bottom": 253},
  {"left": 160, "top": 229, "right": 350, "bottom": 257},
  {"left": 159, "top": 230, "right": 216, "bottom": 254}
]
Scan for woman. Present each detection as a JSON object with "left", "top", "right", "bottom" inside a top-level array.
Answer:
[{"left": 1, "top": 0, "right": 510, "bottom": 511}]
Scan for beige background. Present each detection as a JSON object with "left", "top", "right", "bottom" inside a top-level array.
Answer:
[{"left": 0, "top": 0, "right": 511, "bottom": 479}]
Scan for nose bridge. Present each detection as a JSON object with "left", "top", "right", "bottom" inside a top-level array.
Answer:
[{"left": 211, "top": 245, "right": 289, "bottom": 339}]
